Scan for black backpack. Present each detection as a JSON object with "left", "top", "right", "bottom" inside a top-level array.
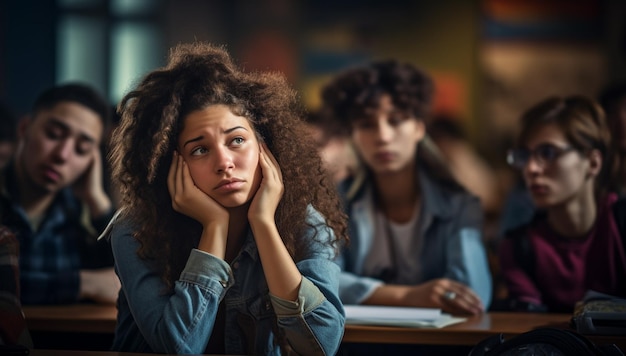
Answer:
[{"left": 468, "top": 327, "right": 624, "bottom": 356}]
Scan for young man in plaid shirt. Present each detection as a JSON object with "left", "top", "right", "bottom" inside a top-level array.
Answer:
[{"left": 0, "top": 83, "right": 119, "bottom": 305}]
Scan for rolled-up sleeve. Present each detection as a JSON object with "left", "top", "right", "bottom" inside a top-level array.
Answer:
[{"left": 111, "top": 221, "right": 232, "bottom": 354}]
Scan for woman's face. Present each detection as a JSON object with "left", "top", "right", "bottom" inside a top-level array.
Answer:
[
  {"left": 177, "top": 104, "right": 262, "bottom": 208},
  {"left": 521, "top": 123, "right": 600, "bottom": 209},
  {"left": 350, "top": 94, "right": 425, "bottom": 176}
]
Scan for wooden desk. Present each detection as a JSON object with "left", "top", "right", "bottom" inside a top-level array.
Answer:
[
  {"left": 23, "top": 304, "right": 117, "bottom": 334},
  {"left": 23, "top": 305, "right": 626, "bottom": 350},
  {"left": 343, "top": 312, "right": 626, "bottom": 349}
]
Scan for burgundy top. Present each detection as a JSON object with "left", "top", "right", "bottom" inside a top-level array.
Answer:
[{"left": 499, "top": 193, "right": 626, "bottom": 312}]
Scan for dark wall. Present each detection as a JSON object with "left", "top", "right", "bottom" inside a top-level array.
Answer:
[{"left": 1, "top": 1, "right": 57, "bottom": 116}]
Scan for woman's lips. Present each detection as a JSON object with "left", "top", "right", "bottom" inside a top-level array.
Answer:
[{"left": 215, "top": 179, "right": 245, "bottom": 193}]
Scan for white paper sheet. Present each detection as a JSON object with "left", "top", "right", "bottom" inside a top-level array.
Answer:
[{"left": 344, "top": 305, "right": 467, "bottom": 328}]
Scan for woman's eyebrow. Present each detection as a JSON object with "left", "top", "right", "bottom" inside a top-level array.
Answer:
[
  {"left": 224, "top": 126, "right": 248, "bottom": 134},
  {"left": 182, "top": 126, "right": 249, "bottom": 148},
  {"left": 183, "top": 135, "right": 203, "bottom": 148}
]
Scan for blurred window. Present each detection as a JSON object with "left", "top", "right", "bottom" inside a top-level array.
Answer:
[{"left": 56, "top": 0, "right": 164, "bottom": 104}]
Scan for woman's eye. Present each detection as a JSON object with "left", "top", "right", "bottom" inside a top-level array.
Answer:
[
  {"left": 190, "top": 146, "right": 208, "bottom": 156},
  {"left": 232, "top": 137, "right": 245, "bottom": 145}
]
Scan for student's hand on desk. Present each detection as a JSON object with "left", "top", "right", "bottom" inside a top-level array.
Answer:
[
  {"left": 79, "top": 268, "right": 121, "bottom": 304},
  {"left": 407, "top": 278, "right": 484, "bottom": 315},
  {"left": 368, "top": 279, "right": 484, "bottom": 316}
]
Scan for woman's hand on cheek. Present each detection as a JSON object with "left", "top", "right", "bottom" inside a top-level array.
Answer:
[
  {"left": 167, "top": 151, "right": 229, "bottom": 227},
  {"left": 248, "top": 143, "right": 284, "bottom": 225}
]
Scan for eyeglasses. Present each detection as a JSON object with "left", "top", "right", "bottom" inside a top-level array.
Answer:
[{"left": 506, "top": 144, "right": 577, "bottom": 169}]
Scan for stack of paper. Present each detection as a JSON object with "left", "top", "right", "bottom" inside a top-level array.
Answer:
[{"left": 344, "top": 305, "right": 467, "bottom": 328}]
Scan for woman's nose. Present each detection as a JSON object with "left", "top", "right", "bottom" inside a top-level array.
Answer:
[{"left": 214, "top": 147, "right": 235, "bottom": 173}]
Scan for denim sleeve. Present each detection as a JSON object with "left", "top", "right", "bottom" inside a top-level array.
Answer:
[
  {"left": 444, "top": 195, "right": 493, "bottom": 309},
  {"left": 111, "top": 221, "right": 233, "bottom": 354},
  {"left": 333, "top": 240, "right": 383, "bottom": 305},
  {"left": 337, "top": 270, "right": 383, "bottom": 305},
  {"left": 272, "top": 208, "right": 345, "bottom": 356}
]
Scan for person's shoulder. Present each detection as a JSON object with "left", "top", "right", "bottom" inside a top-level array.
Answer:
[
  {"left": 337, "top": 175, "right": 355, "bottom": 196},
  {"left": 439, "top": 181, "right": 482, "bottom": 212},
  {"left": 99, "top": 209, "right": 135, "bottom": 244}
]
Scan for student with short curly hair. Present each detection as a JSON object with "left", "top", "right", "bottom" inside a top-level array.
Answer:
[
  {"left": 103, "top": 42, "right": 348, "bottom": 355},
  {"left": 320, "top": 60, "right": 492, "bottom": 316}
]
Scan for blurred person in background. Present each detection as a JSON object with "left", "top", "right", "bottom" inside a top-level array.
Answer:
[
  {"left": 498, "top": 95, "right": 625, "bottom": 313},
  {"left": 0, "top": 102, "right": 18, "bottom": 171},
  {"left": 0, "top": 224, "right": 32, "bottom": 349},
  {"left": 305, "top": 110, "right": 357, "bottom": 184},
  {"left": 0, "top": 83, "right": 119, "bottom": 305},
  {"left": 320, "top": 59, "right": 492, "bottom": 316}
]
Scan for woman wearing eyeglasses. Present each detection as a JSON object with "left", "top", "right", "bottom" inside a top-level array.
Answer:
[{"left": 498, "top": 95, "right": 626, "bottom": 313}]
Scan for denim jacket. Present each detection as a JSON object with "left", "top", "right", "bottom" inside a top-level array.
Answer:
[
  {"left": 335, "top": 166, "right": 493, "bottom": 308},
  {"left": 106, "top": 207, "right": 345, "bottom": 355}
]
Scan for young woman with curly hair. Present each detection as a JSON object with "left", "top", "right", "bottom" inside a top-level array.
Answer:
[
  {"left": 320, "top": 60, "right": 492, "bottom": 316},
  {"left": 102, "top": 42, "right": 348, "bottom": 355}
]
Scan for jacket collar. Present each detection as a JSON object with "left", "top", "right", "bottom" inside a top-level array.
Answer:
[{"left": 345, "top": 161, "right": 456, "bottom": 221}]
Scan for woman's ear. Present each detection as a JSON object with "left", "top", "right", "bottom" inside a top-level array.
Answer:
[{"left": 587, "top": 149, "right": 603, "bottom": 177}]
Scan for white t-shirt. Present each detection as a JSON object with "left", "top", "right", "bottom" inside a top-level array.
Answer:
[{"left": 362, "top": 205, "right": 423, "bottom": 284}]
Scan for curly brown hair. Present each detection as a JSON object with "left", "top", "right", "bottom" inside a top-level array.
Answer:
[
  {"left": 108, "top": 42, "right": 347, "bottom": 291},
  {"left": 319, "top": 59, "right": 434, "bottom": 135}
]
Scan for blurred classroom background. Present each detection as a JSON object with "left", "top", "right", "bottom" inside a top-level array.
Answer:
[{"left": 1, "top": 0, "right": 623, "bottom": 217}]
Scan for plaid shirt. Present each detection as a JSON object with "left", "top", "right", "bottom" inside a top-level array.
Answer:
[
  {"left": 0, "top": 163, "right": 114, "bottom": 305},
  {"left": 0, "top": 225, "right": 32, "bottom": 346}
]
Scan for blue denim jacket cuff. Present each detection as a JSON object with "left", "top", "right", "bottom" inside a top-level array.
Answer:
[
  {"left": 180, "top": 249, "right": 233, "bottom": 292},
  {"left": 270, "top": 277, "right": 325, "bottom": 316}
]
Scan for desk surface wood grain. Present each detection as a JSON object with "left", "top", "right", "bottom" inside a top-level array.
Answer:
[{"left": 23, "top": 304, "right": 626, "bottom": 348}]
